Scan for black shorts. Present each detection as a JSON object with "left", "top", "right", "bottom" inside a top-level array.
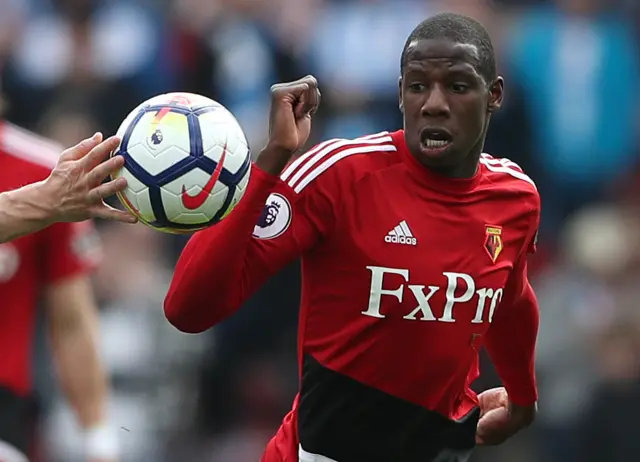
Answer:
[
  {"left": 430, "top": 407, "right": 478, "bottom": 462},
  {"left": 297, "top": 408, "right": 479, "bottom": 462},
  {"left": 432, "top": 448, "right": 473, "bottom": 462},
  {"left": 0, "top": 385, "right": 36, "bottom": 459}
]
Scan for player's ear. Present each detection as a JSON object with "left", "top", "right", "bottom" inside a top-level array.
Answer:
[
  {"left": 487, "top": 76, "right": 504, "bottom": 113},
  {"left": 398, "top": 76, "right": 404, "bottom": 113}
]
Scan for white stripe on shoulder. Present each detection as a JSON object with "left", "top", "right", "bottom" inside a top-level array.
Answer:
[
  {"left": 294, "top": 143, "right": 396, "bottom": 193},
  {"left": 280, "top": 137, "right": 341, "bottom": 182},
  {"left": 281, "top": 131, "right": 390, "bottom": 183},
  {"left": 480, "top": 153, "right": 523, "bottom": 171},
  {"left": 480, "top": 154, "right": 536, "bottom": 188},
  {"left": 1, "top": 123, "right": 63, "bottom": 169},
  {"left": 282, "top": 132, "right": 394, "bottom": 192}
]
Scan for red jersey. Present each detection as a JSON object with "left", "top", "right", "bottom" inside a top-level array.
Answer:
[
  {"left": 165, "top": 130, "right": 540, "bottom": 462},
  {"left": 0, "top": 122, "right": 101, "bottom": 395}
]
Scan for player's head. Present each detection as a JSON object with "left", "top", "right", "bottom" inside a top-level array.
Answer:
[{"left": 399, "top": 13, "right": 503, "bottom": 177}]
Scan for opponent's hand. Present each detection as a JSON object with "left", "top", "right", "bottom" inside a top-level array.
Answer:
[
  {"left": 258, "top": 75, "right": 321, "bottom": 175},
  {"left": 43, "top": 133, "right": 137, "bottom": 224},
  {"left": 475, "top": 387, "right": 536, "bottom": 445}
]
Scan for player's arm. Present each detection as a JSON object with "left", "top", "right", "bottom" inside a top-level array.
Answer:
[
  {"left": 164, "top": 76, "right": 324, "bottom": 333},
  {"left": 484, "top": 254, "right": 539, "bottom": 406},
  {"left": 43, "top": 222, "right": 118, "bottom": 461},
  {"left": 478, "top": 209, "right": 540, "bottom": 443},
  {"left": 0, "top": 133, "right": 135, "bottom": 243}
]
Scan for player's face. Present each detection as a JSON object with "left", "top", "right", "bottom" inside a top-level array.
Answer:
[{"left": 399, "top": 39, "right": 503, "bottom": 177}]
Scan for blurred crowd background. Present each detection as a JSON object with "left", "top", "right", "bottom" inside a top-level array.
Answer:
[{"left": 1, "top": 0, "right": 640, "bottom": 460}]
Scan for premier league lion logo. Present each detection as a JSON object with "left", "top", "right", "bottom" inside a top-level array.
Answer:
[
  {"left": 150, "top": 129, "right": 164, "bottom": 146},
  {"left": 252, "top": 193, "right": 291, "bottom": 240},
  {"left": 257, "top": 201, "right": 281, "bottom": 228}
]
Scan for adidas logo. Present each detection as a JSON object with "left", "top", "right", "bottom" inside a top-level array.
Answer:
[{"left": 385, "top": 220, "right": 417, "bottom": 246}]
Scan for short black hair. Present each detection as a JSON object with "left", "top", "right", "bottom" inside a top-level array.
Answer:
[{"left": 400, "top": 13, "right": 497, "bottom": 83}]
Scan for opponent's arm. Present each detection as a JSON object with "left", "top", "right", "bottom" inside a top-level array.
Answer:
[
  {"left": 45, "top": 275, "right": 118, "bottom": 462},
  {"left": 164, "top": 76, "right": 323, "bottom": 333},
  {"left": 0, "top": 181, "right": 54, "bottom": 242},
  {"left": 41, "top": 216, "right": 117, "bottom": 461},
  {"left": 0, "top": 134, "right": 135, "bottom": 243}
]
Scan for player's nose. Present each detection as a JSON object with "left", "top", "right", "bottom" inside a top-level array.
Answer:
[{"left": 421, "top": 85, "right": 450, "bottom": 118}]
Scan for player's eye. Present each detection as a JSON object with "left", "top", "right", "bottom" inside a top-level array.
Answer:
[
  {"left": 408, "top": 83, "right": 426, "bottom": 92},
  {"left": 450, "top": 83, "right": 469, "bottom": 93}
]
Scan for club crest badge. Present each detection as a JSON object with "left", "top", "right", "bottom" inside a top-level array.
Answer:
[{"left": 484, "top": 225, "right": 503, "bottom": 263}]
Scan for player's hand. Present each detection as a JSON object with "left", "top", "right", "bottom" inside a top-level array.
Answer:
[
  {"left": 43, "top": 133, "right": 137, "bottom": 224},
  {"left": 475, "top": 387, "right": 536, "bottom": 445},
  {"left": 258, "top": 75, "right": 321, "bottom": 175}
]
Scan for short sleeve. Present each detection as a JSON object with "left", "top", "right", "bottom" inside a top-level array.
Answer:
[{"left": 40, "top": 220, "right": 103, "bottom": 284}]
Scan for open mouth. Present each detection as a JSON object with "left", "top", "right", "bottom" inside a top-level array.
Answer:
[{"left": 420, "top": 128, "right": 453, "bottom": 151}]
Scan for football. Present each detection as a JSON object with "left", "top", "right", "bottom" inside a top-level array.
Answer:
[{"left": 110, "top": 92, "right": 251, "bottom": 233}]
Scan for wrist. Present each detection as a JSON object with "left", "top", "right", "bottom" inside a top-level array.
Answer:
[
  {"left": 256, "top": 145, "right": 295, "bottom": 176},
  {"left": 508, "top": 401, "right": 537, "bottom": 427},
  {"left": 6, "top": 181, "right": 56, "bottom": 225},
  {"left": 34, "top": 178, "right": 59, "bottom": 221},
  {"left": 83, "top": 422, "right": 119, "bottom": 459}
]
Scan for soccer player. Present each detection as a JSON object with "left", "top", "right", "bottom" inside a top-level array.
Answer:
[
  {"left": 0, "top": 131, "right": 136, "bottom": 244},
  {"left": 165, "top": 13, "right": 540, "bottom": 462},
  {"left": 0, "top": 122, "right": 119, "bottom": 462}
]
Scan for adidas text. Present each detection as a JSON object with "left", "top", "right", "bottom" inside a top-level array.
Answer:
[{"left": 384, "top": 235, "right": 416, "bottom": 246}]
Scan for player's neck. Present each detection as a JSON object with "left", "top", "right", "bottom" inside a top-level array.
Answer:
[{"left": 426, "top": 150, "right": 481, "bottom": 179}]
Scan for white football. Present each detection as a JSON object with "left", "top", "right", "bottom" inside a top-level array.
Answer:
[{"left": 110, "top": 92, "right": 251, "bottom": 233}]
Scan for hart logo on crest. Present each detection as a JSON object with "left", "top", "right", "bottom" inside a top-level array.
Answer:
[{"left": 484, "top": 225, "right": 503, "bottom": 263}]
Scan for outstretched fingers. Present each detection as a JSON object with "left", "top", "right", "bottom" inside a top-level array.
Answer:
[
  {"left": 90, "top": 203, "right": 138, "bottom": 223},
  {"left": 61, "top": 132, "right": 103, "bottom": 161},
  {"left": 87, "top": 177, "right": 128, "bottom": 204},
  {"left": 86, "top": 154, "right": 125, "bottom": 188},
  {"left": 80, "top": 135, "right": 121, "bottom": 171}
]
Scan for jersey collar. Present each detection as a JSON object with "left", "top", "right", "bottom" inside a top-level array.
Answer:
[{"left": 390, "top": 130, "right": 482, "bottom": 194}]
